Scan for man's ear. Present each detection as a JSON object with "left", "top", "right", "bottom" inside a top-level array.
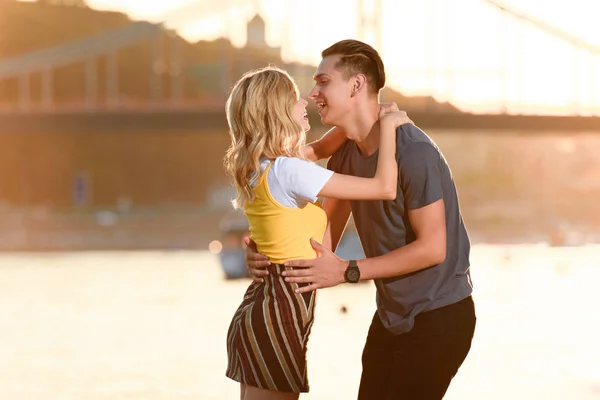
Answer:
[{"left": 351, "top": 74, "right": 367, "bottom": 97}]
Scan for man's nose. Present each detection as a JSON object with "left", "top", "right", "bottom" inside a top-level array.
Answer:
[{"left": 309, "top": 85, "right": 318, "bottom": 99}]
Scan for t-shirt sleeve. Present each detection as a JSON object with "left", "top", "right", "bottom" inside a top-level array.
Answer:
[
  {"left": 270, "top": 157, "right": 334, "bottom": 206},
  {"left": 327, "top": 152, "right": 341, "bottom": 173},
  {"left": 400, "top": 142, "right": 444, "bottom": 210},
  {"left": 326, "top": 141, "right": 349, "bottom": 173}
]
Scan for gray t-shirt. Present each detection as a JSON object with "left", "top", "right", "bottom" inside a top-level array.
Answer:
[{"left": 328, "top": 123, "right": 473, "bottom": 335}]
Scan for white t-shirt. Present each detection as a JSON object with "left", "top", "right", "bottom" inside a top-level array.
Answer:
[{"left": 253, "top": 157, "right": 334, "bottom": 208}]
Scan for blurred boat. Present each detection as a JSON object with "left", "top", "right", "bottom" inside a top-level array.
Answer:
[{"left": 216, "top": 210, "right": 251, "bottom": 280}]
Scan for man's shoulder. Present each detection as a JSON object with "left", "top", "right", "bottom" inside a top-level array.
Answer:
[{"left": 396, "top": 124, "right": 440, "bottom": 155}]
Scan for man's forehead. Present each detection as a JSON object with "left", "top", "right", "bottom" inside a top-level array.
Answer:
[{"left": 313, "top": 55, "right": 342, "bottom": 78}]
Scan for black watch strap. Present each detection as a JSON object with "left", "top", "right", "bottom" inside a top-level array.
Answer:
[{"left": 345, "top": 260, "right": 360, "bottom": 283}]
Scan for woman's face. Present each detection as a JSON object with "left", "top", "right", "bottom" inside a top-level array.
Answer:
[{"left": 292, "top": 97, "right": 311, "bottom": 132}]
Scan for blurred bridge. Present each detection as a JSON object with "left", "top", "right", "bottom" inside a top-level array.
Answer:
[{"left": 0, "top": 0, "right": 598, "bottom": 121}]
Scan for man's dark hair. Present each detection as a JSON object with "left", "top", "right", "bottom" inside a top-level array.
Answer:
[{"left": 321, "top": 39, "right": 386, "bottom": 95}]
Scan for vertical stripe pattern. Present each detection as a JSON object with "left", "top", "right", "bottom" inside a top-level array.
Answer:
[{"left": 226, "top": 263, "right": 316, "bottom": 393}]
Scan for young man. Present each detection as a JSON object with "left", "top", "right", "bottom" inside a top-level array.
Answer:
[{"left": 245, "top": 40, "right": 476, "bottom": 399}]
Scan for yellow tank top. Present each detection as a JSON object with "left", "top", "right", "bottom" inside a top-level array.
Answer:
[{"left": 244, "top": 160, "right": 328, "bottom": 264}]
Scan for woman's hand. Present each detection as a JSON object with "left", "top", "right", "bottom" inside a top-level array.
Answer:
[
  {"left": 378, "top": 102, "right": 413, "bottom": 127},
  {"left": 379, "top": 109, "right": 414, "bottom": 128}
]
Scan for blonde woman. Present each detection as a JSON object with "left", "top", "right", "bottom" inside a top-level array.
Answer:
[{"left": 223, "top": 66, "right": 410, "bottom": 400}]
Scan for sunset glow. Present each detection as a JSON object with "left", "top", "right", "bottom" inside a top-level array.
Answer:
[{"left": 82, "top": 0, "right": 600, "bottom": 115}]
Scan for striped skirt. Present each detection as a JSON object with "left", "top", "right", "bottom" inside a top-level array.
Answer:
[{"left": 225, "top": 263, "right": 316, "bottom": 393}]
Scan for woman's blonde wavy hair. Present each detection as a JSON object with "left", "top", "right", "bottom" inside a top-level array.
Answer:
[{"left": 224, "top": 66, "right": 306, "bottom": 209}]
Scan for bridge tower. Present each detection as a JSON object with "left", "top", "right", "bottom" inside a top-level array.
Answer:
[{"left": 356, "top": 0, "right": 383, "bottom": 53}]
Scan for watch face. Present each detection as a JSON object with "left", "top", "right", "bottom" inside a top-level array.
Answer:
[{"left": 347, "top": 269, "right": 360, "bottom": 282}]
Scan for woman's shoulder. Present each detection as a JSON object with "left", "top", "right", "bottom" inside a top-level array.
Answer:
[
  {"left": 272, "top": 156, "right": 315, "bottom": 170},
  {"left": 270, "top": 156, "right": 329, "bottom": 181}
]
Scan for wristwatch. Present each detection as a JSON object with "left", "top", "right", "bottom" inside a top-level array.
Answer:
[{"left": 344, "top": 260, "right": 361, "bottom": 283}]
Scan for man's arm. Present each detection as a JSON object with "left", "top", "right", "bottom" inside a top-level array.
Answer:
[
  {"left": 281, "top": 199, "right": 446, "bottom": 292},
  {"left": 303, "top": 126, "right": 347, "bottom": 162},
  {"left": 283, "top": 139, "right": 446, "bottom": 293},
  {"left": 357, "top": 199, "right": 446, "bottom": 279},
  {"left": 357, "top": 139, "right": 447, "bottom": 278}
]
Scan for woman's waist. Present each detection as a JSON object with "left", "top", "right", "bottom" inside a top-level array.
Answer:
[
  {"left": 253, "top": 239, "right": 322, "bottom": 264},
  {"left": 247, "top": 215, "right": 326, "bottom": 245},
  {"left": 264, "top": 263, "right": 305, "bottom": 275}
]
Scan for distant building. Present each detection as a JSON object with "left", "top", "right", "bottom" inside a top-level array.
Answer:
[
  {"left": 38, "top": 0, "right": 87, "bottom": 6},
  {"left": 245, "top": 14, "right": 281, "bottom": 59},
  {"left": 191, "top": 15, "right": 284, "bottom": 99},
  {"left": 246, "top": 14, "right": 266, "bottom": 48}
]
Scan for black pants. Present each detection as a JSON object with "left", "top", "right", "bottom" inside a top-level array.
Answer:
[{"left": 358, "top": 296, "right": 476, "bottom": 400}]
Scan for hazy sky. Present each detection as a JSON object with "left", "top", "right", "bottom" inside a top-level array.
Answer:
[{"left": 83, "top": 0, "right": 600, "bottom": 115}]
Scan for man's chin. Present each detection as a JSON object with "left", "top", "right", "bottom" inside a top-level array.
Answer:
[{"left": 320, "top": 115, "right": 333, "bottom": 127}]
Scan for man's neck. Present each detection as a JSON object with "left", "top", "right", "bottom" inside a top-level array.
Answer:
[{"left": 341, "top": 102, "right": 381, "bottom": 157}]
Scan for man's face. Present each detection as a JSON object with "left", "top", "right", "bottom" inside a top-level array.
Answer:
[{"left": 309, "top": 55, "right": 354, "bottom": 127}]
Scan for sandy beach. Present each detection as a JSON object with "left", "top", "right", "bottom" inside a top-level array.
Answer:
[{"left": 0, "top": 245, "right": 598, "bottom": 399}]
